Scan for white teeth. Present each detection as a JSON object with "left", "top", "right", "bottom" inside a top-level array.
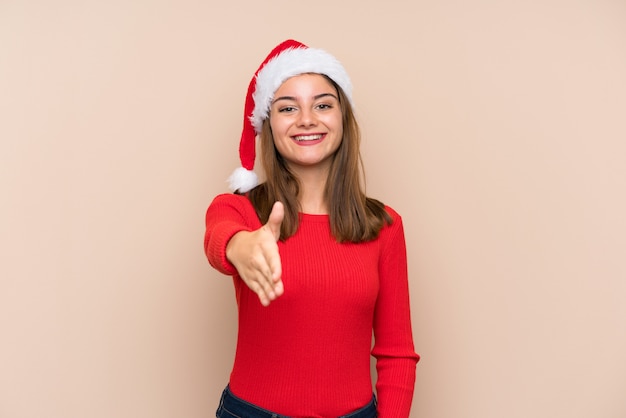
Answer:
[{"left": 294, "top": 134, "right": 323, "bottom": 141}]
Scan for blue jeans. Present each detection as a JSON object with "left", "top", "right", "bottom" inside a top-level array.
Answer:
[{"left": 216, "top": 385, "right": 378, "bottom": 418}]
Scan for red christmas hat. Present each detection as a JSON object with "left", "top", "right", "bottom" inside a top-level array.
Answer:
[{"left": 228, "top": 39, "right": 353, "bottom": 192}]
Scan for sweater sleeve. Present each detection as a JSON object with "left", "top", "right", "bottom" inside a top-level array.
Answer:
[
  {"left": 204, "top": 193, "right": 260, "bottom": 276},
  {"left": 372, "top": 209, "right": 420, "bottom": 417}
]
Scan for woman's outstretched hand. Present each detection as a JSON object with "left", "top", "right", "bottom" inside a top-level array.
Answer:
[{"left": 226, "top": 201, "right": 284, "bottom": 307}]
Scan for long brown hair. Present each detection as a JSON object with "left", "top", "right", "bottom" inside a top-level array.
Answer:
[{"left": 244, "top": 75, "right": 391, "bottom": 242}]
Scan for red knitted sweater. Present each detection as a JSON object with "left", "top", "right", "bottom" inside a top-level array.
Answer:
[{"left": 204, "top": 194, "right": 419, "bottom": 417}]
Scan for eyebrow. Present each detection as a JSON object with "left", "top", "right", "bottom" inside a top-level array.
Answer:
[{"left": 272, "top": 93, "right": 339, "bottom": 104}]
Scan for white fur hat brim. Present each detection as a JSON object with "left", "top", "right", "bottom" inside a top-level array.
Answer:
[{"left": 250, "top": 46, "right": 353, "bottom": 133}]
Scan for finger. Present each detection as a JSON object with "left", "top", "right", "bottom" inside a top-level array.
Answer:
[
  {"left": 268, "top": 253, "right": 282, "bottom": 283},
  {"left": 251, "top": 241, "right": 281, "bottom": 283},
  {"left": 261, "top": 247, "right": 282, "bottom": 289},
  {"left": 266, "top": 201, "right": 284, "bottom": 241},
  {"left": 273, "top": 279, "right": 284, "bottom": 297},
  {"left": 265, "top": 202, "right": 284, "bottom": 282},
  {"left": 252, "top": 260, "right": 283, "bottom": 300},
  {"left": 241, "top": 250, "right": 282, "bottom": 303},
  {"left": 247, "top": 277, "right": 272, "bottom": 307},
  {"left": 255, "top": 262, "right": 281, "bottom": 299}
]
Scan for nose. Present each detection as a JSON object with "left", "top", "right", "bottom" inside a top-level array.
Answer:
[{"left": 296, "top": 108, "right": 317, "bottom": 128}]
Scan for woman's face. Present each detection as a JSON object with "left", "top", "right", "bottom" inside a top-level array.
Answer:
[{"left": 269, "top": 73, "right": 343, "bottom": 175}]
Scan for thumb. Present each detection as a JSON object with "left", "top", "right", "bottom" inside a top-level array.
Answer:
[{"left": 266, "top": 201, "right": 284, "bottom": 241}]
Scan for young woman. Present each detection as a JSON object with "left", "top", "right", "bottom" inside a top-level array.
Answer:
[{"left": 204, "top": 39, "right": 419, "bottom": 418}]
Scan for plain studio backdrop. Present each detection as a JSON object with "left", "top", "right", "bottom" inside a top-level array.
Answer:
[{"left": 1, "top": 1, "right": 625, "bottom": 417}]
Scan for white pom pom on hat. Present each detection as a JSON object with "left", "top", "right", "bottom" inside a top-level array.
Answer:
[{"left": 227, "top": 39, "right": 353, "bottom": 193}]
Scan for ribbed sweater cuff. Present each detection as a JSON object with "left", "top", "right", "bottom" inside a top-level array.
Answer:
[{"left": 206, "top": 221, "right": 249, "bottom": 276}]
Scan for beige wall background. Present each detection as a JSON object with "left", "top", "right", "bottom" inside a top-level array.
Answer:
[{"left": 1, "top": 1, "right": 625, "bottom": 417}]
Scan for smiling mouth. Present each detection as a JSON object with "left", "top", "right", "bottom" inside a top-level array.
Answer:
[{"left": 293, "top": 134, "right": 324, "bottom": 142}]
